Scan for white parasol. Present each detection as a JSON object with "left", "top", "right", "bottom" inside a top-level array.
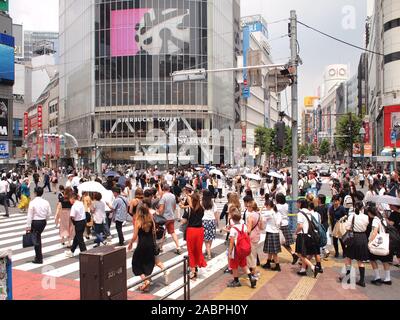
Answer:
[
  {"left": 78, "top": 181, "right": 108, "bottom": 198},
  {"left": 369, "top": 195, "right": 400, "bottom": 206},
  {"left": 268, "top": 172, "right": 284, "bottom": 179},
  {"left": 209, "top": 169, "right": 224, "bottom": 177},
  {"left": 246, "top": 173, "right": 262, "bottom": 181}
]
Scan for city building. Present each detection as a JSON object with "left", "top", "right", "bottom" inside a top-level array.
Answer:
[
  {"left": 0, "top": 10, "right": 15, "bottom": 164},
  {"left": 239, "top": 15, "right": 279, "bottom": 164},
  {"left": 25, "top": 73, "right": 61, "bottom": 168},
  {"left": 367, "top": 0, "right": 400, "bottom": 158},
  {"left": 301, "top": 96, "right": 318, "bottom": 146},
  {"left": 23, "top": 30, "right": 59, "bottom": 62},
  {"left": 59, "top": 0, "right": 241, "bottom": 169}
]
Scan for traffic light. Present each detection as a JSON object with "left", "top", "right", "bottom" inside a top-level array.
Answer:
[
  {"left": 393, "top": 148, "right": 397, "bottom": 159},
  {"left": 275, "top": 122, "right": 286, "bottom": 149}
]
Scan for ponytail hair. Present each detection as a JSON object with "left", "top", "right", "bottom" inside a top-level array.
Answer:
[
  {"left": 265, "top": 199, "right": 277, "bottom": 212},
  {"left": 354, "top": 201, "right": 363, "bottom": 215}
]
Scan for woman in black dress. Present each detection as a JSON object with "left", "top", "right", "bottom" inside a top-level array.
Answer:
[{"left": 127, "top": 202, "right": 156, "bottom": 292}]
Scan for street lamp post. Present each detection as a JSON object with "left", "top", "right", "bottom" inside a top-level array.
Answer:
[{"left": 93, "top": 133, "right": 98, "bottom": 175}]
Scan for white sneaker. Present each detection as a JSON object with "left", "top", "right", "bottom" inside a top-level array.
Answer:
[
  {"left": 65, "top": 251, "right": 74, "bottom": 258},
  {"left": 164, "top": 270, "right": 170, "bottom": 285}
]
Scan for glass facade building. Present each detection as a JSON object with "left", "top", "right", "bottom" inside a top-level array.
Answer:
[{"left": 59, "top": 0, "right": 240, "bottom": 166}]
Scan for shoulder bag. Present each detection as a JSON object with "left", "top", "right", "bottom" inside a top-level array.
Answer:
[
  {"left": 342, "top": 215, "right": 355, "bottom": 248},
  {"left": 22, "top": 232, "right": 38, "bottom": 248},
  {"left": 368, "top": 219, "right": 390, "bottom": 256},
  {"left": 152, "top": 219, "right": 161, "bottom": 256},
  {"left": 332, "top": 216, "right": 348, "bottom": 239}
]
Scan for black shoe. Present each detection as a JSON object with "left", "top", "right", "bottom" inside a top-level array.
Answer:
[
  {"left": 383, "top": 280, "right": 392, "bottom": 285},
  {"left": 356, "top": 280, "right": 366, "bottom": 287},
  {"left": 250, "top": 276, "right": 257, "bottom": 288},
  {"left": 313, "top": 267, "right": 319, "bottom": 278},
  {"left": 31, "top": 260, "right": 43, "bottom": 264},
  {"left": 291, "top": 254, "right": 299, "bottom": 265},
  {"left": 317, "top": 266, "right": 324, "bottom": 274},
  {"left": 227, "top": 280, "right": 241, "bottom": 288},
  {"left": 271, "top": 265, "right": 281, "bottom": 272},
  {"left": 2, "top": 214, "right": 9, "bottom": 217},
  {"left": 261, "top": 262, "right": 271, "bottom": 270},
  {"left": 297, "top": 271, "right": 307, "bottom": 276},
  {"left": 223, "top": 267, "right": 232, "bottom": 274},
  {"left": 371, "top": 279, "right": 383, "bottom": 286},
  {"left": 334, "top": 253, "right": 339, "bottom": 258}
]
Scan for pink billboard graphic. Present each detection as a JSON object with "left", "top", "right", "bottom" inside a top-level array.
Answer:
[{"left": 111, "top": 9, "right": 150, "bottom": 57}]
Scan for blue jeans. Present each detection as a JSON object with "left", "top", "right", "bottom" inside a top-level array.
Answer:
[{"left": 94, "top": 223, "right": 105, "bottom": 244}]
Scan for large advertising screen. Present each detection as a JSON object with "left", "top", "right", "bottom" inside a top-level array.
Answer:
[
  {"left": 0, "top": 33, "right": 15, "bottom": 85},
  {"left": 0, "top": 98, "right": 8, "bottom": 138},
  {"left": 111, "top": 8, "right": 190, "bottom": 57}
]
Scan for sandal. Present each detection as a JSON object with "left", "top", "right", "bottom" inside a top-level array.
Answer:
[
  {"left": 139, "top": 280, "right": 151, "bottom": 292},
  {"left": 190, "top": 272, "right": 197, "bottom": 280}
]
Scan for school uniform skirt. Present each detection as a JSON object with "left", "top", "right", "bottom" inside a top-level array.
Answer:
[
  {"left": 295, "top": 233, "right": 320, "bottom": 256},
  {"left": 263, "top": 232, "right": 282, "bottom": 254},
  {"left": 280, "top": 225, "right": 295, "bottom": 246},
  {"left": 344, "top": 232, "right": 369, "bottom": 261}
]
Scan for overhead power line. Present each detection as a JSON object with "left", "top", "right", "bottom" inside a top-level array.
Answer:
[{"left": 297, "top": 20, "right": 384, "bottom": 56}]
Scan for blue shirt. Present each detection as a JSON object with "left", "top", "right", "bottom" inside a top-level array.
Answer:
[
  {"left": 112, "top": 196, "right": 128, "bottom": 222},
  {"left": 21, "top": 183, "right": 30, "bottom": 198}
]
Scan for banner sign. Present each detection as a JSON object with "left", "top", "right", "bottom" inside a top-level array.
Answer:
[
  {"left": 0, "top": 141, "right": 9, "bottom": 159},
  {"left": 37, "top": 105, "right": 43, "bottom": 130},
  {"left": 0, "top": 98, "right": 8, "bottom": 137},
  {"left": 24, "top": 112, "right": 28, "bottom": 137}
]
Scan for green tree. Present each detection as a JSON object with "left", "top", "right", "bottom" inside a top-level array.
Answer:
[
  {"left": 319, "top": 139, "right": 330, "bottom": 158},
  {"left": 335, "top": 113, "right": 363, "bottom": 153},
  {"left": 309, "top": 143, "right": 316, "bottom": 156},
  {"left": 283, "top": 127, "right": 292, "bottom": 157},
  {"left": 298, "top": 144, "right": 309, "bottom": 157}
]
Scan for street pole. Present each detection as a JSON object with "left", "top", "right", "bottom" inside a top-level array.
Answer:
[
  {"left": 166, "top": 131, "right": 169, "bottom": 171},
  {"left": 290, "top": 10, "right": 299, "bottom": 200},
  {"left": 349, "top": 112, "right": 353, "bottom": 169},
  {"left": 176, "top": 120, "right": 179, "bottom": 169}
]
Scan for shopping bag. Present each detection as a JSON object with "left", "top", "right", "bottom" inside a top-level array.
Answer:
[
  {"left": 332, "top": 217, "right": 347, "bottom": 239},
  {"left": 368, "top": 223, "right": 390, "bottom": 256}
]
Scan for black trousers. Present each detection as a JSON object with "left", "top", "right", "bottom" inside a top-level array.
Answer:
[
  {"left": 333, "top": 236, "right": 345, "bottom": 255},
  {"left": 71, "top": 220, "right": 87, "bottom": 253},
  {"left": 43, "top": 181, "right": 51, "bottom": 192},
  {"left": 115, "top": 221, "right": 124, "bottom": 245},
  {"left": 94, "top": 223, "right": 105, "bottom": 244},
  {"left": 31, "top": 220, "right": 47, "bottom": 262},
  {"left": 360, "top": 180, "right": 365, "bottom": 189},
  {"left": 0, "top": 193, "right": 9, "bottom": 216}
]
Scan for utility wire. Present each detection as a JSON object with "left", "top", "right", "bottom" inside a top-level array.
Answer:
[{"left": 297, "top": 20, "right": 384, "bottom": 56}]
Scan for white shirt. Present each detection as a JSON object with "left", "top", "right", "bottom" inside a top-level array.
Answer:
[
  {"left": 72, "top": 177, "right": 80, "bottom": 188},
  {"left": 103, "top": 190, "right": 115, "bottom": 211},
  {"left": 262, "top": 209, "right": 282, "bottom": 234},
  {"left": 66, "top": 179, "right": 73, "bottom": 188},
  {"left": 217, "top": 179, "right": 223, "bottom": 189},
  {"left": 70, "top": 201, "right": 86, "bottom": 222},
  {"left": 165, "top": 174, "right": 174, "bottom": 186},
  {"left": 277, "top": 203, "right": 289, "bottom": 227},
  {"left": 297, "top": 209, "right": 313, "bottom": 234},
  {"left": 92, "top": 201, "right": 106, "bottom": 224},
  {"left": 0, "top": 180, "right": 9, "bottom": 194},
  {"left": 276, "top": 183, "right": 286, "bottom": 195},
  {"left": 26, "top": 197, "right": 52, "bottom": 227},
  {"left": 346, "top": 212, "right": 369, "bottom": 232},
  {"left": 229, "top": 223, "right": 248, "bottom": 244},
  {"left": 203, "top": 203, "right": 217, "bottom": 220},
  {"left": 365, "top": 190, "right": 376, "bottom": 202},
  {"left": 331, "top": 172, "right": 338, "bottom": 179}
]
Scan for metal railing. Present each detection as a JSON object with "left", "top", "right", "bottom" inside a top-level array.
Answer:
[{"left": 126, "top": 256, "right": 191, "bottom": 300}]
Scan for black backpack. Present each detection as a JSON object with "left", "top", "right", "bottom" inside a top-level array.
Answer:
[{"left": 382, "top": 218, "right": 400, "bottom": 255}]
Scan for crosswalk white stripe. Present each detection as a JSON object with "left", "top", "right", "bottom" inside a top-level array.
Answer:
[
  {"left": 11, "top": 224, "right": 135, "bottom": 263},
  {"left": 14, "top": 226, "right": 137, "bottom": 271},
  {"left": 0, "top": 219, "right": 56, "bottom": 234},
  {"left": 44, "top": 230, "right": 184, "bottom": 279},
  {"left": 0, "top": 215, "right": 29, "bottom": 224},
  {"left": 0, "top": 228, "right": 60, "bottom": 243},
  {"left": 0, "top": 218, "right": 37, "bottom": 229}
]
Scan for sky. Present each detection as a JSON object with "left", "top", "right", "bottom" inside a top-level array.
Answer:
[{"left": 9, "top": 0, "right": 372, "bottom": 114}]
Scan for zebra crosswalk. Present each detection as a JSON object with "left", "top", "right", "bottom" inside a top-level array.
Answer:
[{"left": 0, "top": 193, "right": 267, "bottom": 299}]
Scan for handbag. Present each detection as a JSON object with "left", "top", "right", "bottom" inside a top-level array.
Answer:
[
  {"left": 332, "top": 216, "right": 347, "bottom": 239},
  {"left": 279, "top": 230, "right": 286, "bottom": 245},
  {"left": 22, "top": 232, "right": 37, "bottom": 248},
  {"left": 368, "top": 220, "right": 390, "bottom": 256},
  {"left": 342, "top": 216, "right": 355, "bottom": 248},
  {"left": 152, "top": 220, "right": 161, "bottom": 256},
  {"left": 154, "top": 213, "right": 167, "bottom": 226}
]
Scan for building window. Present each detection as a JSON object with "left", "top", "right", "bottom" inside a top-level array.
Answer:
[
  {"left": 13, "top": 119, "right": 22, "bottom": 138},
  {"left": 384, "top": 18, "right": 400, "bottom": 32},
  {"left": 384, "top": 51, "right": 400, "bottom": 64}
]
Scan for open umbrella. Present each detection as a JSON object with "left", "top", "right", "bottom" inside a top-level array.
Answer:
[
  {"left": 209, "top": 169, "right": 224, "bottom": 177},
  {"left": 78, "top": 181, "right": 108, "bottom": 198},
  {"left": 268, "top": 172, "right": 284, "bottom": 179},
  {"left": 246, "top": 173, "right": 262, "bottom": 181},
  {"left": 369, "top": 195, "right": 400, "bottom": 206},
  {"left": 105, "top": 171, "right": 118, "bottom": 177}
]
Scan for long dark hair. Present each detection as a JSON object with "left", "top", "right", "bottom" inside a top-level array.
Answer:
[
  {"left": 190, "top": 192, "right": 202, "bottom": 212},
  {"left": 202, "top": 190, "right": 213, "bottom": 210},
  {"left": 354, "top": 201, "right": 363, "bottom": 215}
]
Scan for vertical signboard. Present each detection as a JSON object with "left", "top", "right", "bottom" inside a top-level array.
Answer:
[
  {"left": 0, "top": 141, "right": 9, "bottom": 159},
  {"left": 0, "top": 0, "right": 9, "bottom": 12},
  {"left": 37, "top": 105, "right": 43, "bottom": 130},
  {"left": 242, "top": 25, "right": 250, "bottom": 98},
  {"left": 0, "top": 99, "right": 8, "bottom": 137},
  {"left": 24, "top": 112, "right": 28, "bottom": 137}
]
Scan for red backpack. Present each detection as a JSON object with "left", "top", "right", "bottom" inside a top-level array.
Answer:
[{"left": 232, "top": 225, "right": 251, "bottom": 260}]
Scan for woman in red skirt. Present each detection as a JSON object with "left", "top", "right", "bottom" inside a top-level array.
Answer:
[{"left": 181, "top": 192, "right": 207, "bottom": 279}]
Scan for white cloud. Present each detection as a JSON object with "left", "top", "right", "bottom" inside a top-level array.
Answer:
[{"left": 9, "top": 0, "right": 59, "bottom": 31}]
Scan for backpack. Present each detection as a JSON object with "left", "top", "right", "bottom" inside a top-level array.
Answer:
[
  {"left": 232, "top": 225, "right": 251, "bottom": 260},
  {"left": 381, "top": 218, "right": 400, "bottom": 255},
  {"left": 300, "top": 211, "right": 327, "bottom": 248}
]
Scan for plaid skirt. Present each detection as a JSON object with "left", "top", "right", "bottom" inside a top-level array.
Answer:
[
  {"left": 202, "top": 219, "right": 217, "bottom": 241},
  {"left": 263, "top": 232, "right": 282, "bottom": 254},
  {"left": 280, "top": 225, "right": 295, "bottom": 246}
]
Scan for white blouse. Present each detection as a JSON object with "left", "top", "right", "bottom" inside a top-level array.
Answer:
[{"left": 262, "top": 209, "right": 281, "bottom": 234}]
